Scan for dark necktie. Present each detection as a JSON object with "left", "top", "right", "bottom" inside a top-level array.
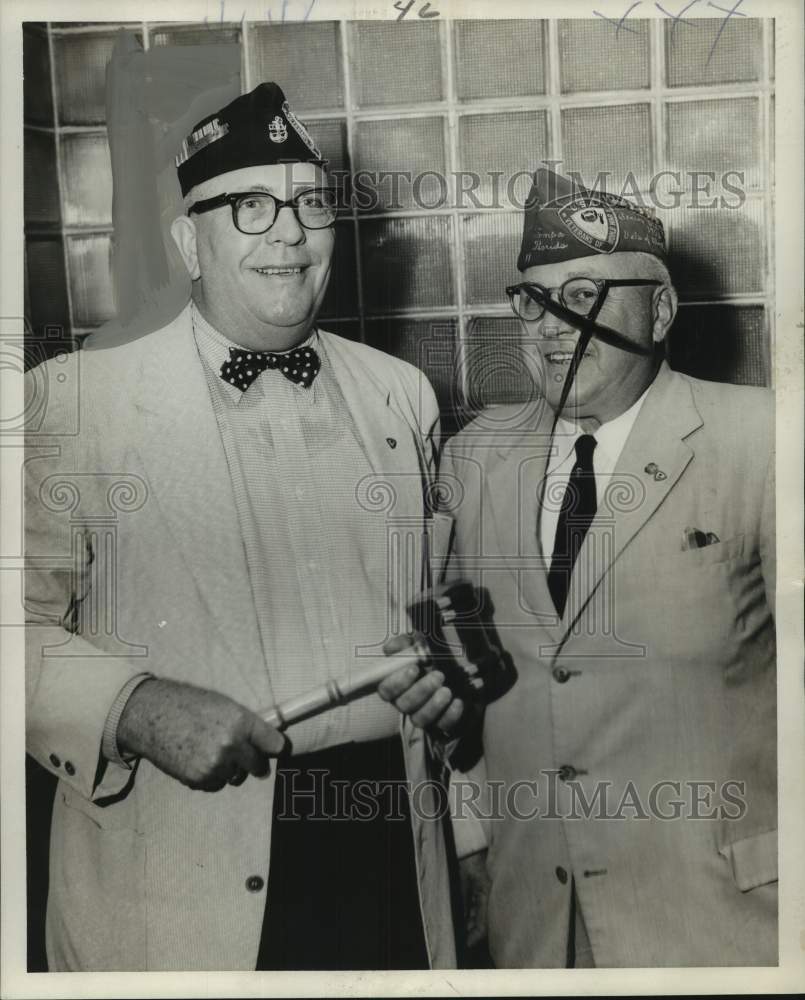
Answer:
[
  {"left": 219, "top": 344, "right": 321, "bottom": 392},
  {"left": 547, "top": 434, "right": 597, "bottom": 617}
]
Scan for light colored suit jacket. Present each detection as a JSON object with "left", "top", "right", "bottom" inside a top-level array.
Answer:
[
  {"left": 24, "top": 304, "right": 456, "bottom": 971},
  {"left": 441, "top": 362, "right": 776, "bottom": 967}
]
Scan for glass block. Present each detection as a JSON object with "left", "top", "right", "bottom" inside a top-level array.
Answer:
[
  {"left": 454, "top": 19, "right": 546, "bottom": 100},
  {"left": 149, "top": 23, "right": 242, "bottom": 46},
  {"left": 559, "top": 18, "right": 650, "bottom": 93},
  {"left": 60, "top": 132, "right": 113, "bottom": 227},
  {"left": 665, "top": 17, "right": 763, "bottom": 88},
  {"left": 666, "top": 98, "right": 761, "bottom": 192},
  {"left": 667, "top": 199, "right": 765, "bottom": 298},
  {"left": 359, "top": 216, "right": 453, "bottom": 313},
  {"left": 462, "top": 213, "right": 522, "bottom": 306},
  {"left": 458, "top": 110, "right": 548, "bottom": 208},
  {"left": 249, "top": 23, "right": 343, "bottom": 111},
  {"left": 54, "top": 32, "right": 139, "bottom": 125},
  {"left": 23, "top": 25, "right": 54, "bottom": 125},
  {"left": 67, "top": 235, "right": 116, "bottom": 326},
  {"left": 363, "top": 317, "right": 459, "bottom": 414},
  {"left": 464, "top": 316, "right": 544, "bottom": 408},
  {"left": 352, "top": 21, "right": 442, "bottom": 108},
  {"left": 561, "top": 104, "right": 653, "bottom": 192},
  {"left": 668, "top": 304, "right": 769, "bottom": 386},
  {"left": 307, "top": 118, "right": 349, "bottom": 175},
  {"left": 354, "top": 117, "right": 446, "bottom": 212},
  {"left": 24, "top": 129, "right": 61, "bottom": 226},
  {"left": 319, "top": 221, "right": 358, "bottom": 322},
  {"left": 25, "top": 238, "right": 70, "bottom": 330}
]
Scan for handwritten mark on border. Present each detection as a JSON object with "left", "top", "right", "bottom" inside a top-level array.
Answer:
[{"left": 593, "top": 1, "right": 643, "bottom": 36}]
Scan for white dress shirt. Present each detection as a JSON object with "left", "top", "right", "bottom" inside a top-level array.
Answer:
[
  {"left": 539, "top": 387, "right": 651, "bottom": 565},
  {"left": 191, "top": 305, "right": 403, "bottom": 753}
]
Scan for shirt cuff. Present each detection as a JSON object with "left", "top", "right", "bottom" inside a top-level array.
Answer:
[{"left": 101, "top": 673, "right": 155, "bottom": 768}]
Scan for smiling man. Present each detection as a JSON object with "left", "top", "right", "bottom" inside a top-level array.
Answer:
[
  {"left": 380, "top": 165, "right": 777, "bottom": 967},
  {"left": 24, "top": 83, "right": 459, "bottom": 971}
]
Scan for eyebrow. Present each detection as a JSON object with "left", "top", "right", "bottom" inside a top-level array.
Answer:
[
  {"left": 526, "top": 271, "right": 594, "bottom": 283},
  {"left": 226, "top": 183, "right": 326, "bottom": 197},
  {"left": 230, "top": 185, "right": 274, "bottom": 195}
]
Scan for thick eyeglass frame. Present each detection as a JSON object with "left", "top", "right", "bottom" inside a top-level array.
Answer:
[
  {"left": 187, "top": 187, "right": 338, "bottom": 234},
  {"left": 505, "top": 277, "right": 663, "bottom": 323}
]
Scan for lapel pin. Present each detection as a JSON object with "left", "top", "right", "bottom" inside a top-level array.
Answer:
[
  {"left": 386, "top": 437, "right": 397, "bottom": 449},
  {"left": 644, "top": 462, "right": 667, "bottom": 482}
]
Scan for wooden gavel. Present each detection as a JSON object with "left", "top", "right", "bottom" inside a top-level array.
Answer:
[{"left": 260, "top": 579, "right": 516, "bottom": 731}]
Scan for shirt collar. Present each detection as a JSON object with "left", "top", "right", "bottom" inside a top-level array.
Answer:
[
  {"left": 593, "top": 384, "right": 650, "bottom": 471},
  {"left": 549, "top": 382, "right": 652, "bottom": 473}
]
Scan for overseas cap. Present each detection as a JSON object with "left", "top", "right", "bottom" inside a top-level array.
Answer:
[
  {"left": 176, "top": 82, "right": 325, "bottom": 196},
  {"left": 518, "top": 165, "right": 666, "bottom": 270}
]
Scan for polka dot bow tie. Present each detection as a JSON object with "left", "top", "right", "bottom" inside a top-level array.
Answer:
[{"left": 219, "top": 344, "right": 321, "bottom": 392}]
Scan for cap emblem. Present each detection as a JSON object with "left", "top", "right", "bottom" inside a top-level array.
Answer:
[
  {"left": 268, "top": 116, "right": 288, "bottom": 144},
  {"left": 558, "top": 196, "right": 620, "bottom": 254}
]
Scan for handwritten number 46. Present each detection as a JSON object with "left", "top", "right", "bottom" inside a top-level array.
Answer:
[{"left": 394, "top": 1, "right": 440, "bottom": 20}]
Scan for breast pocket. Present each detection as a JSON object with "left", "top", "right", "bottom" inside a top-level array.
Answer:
[
  {"left": 628, "top": 534, "right": 748, "bottom": 664},
  {"left": 677, "top": 533, "right": 745, "bottom": 568}
]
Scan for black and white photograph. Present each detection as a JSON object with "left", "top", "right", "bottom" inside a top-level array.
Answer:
[{"left": 1, "top": 0, "right": 803, "bottom": 995}]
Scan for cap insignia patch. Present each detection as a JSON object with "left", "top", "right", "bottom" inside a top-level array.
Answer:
[
  {"left": 558, "top": 196, "right": 620, "bottom": 254},
  {"left": 268, "top": 115, "right": 288, "bottom": 144}
]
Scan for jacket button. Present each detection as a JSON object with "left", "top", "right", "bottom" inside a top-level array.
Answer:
[
  {"left": 558, "top": 765, "right": 577, "bottom": 782},
  {"left": 552, "top": 667, "right": 571, "bottom": 683},
  {"left": 555, "top": 866, "right": 568, "bottom": 884},
  {"left": 49, "top": 754, "right": 61, "bottom": 768},
  {"left": 64, "top": 761, "right": 76, "bottom": 776},
  {"left": 245, "top": 875, "right": 265, "bottom": 892}
]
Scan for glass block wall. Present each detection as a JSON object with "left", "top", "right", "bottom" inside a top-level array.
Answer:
[{"left": 23, "top": 17, "right": 775, "bottom": 429}]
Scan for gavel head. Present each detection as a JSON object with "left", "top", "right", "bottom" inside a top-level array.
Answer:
[{"left": 406, "top": 579, "right": 517, "bottom": 706}]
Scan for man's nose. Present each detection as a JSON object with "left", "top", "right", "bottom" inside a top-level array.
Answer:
[
  {"left": 535, "top": 309, "right": 575, "bottom": 338},
  {"left": 266, "top": 205, "right": 305, "bottom": 244}
]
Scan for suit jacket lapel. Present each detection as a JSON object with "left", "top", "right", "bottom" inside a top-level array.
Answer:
[
  {"left": 319, "top": 331, "right": 427, "bottom": 482},
  {"left": 561, "top": 363, "right": 703, "bottom": 639},
  {"left": 484, "top": 405, "right": 565, "bottom": 638},
  {"left": 130, "top": 305, "right": 266, "bottom": 704}
]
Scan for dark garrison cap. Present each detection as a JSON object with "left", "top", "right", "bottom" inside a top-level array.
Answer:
[
  {"left": 176, "top": 82, "right": 326, "bottom": 196},
  {"left": 518, "top": 165, "right": 667, "bottom": 271}
]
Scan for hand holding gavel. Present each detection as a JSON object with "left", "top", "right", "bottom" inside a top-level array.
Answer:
[{"left": 260, "top": 579, "right": 516, "bottom": 737}]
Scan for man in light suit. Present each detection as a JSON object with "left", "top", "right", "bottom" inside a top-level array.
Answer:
[
  {"left": 24, "top": 83, "right": 461, "bottom": 971},
  {"left": 380, "top": 166, "right": 776, "bottom": 967}
]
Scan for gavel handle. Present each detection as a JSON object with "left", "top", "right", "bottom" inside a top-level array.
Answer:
[{"left": 260, "top": 646, "right": 425, "bottom": 730}]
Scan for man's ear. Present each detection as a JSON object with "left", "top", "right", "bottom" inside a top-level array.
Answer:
[
  {"left": 170, "top": 215, "right": 201, "bottom": 280},
  {"left": 652, "top": 283, "right": 678, "bottom": 344}
]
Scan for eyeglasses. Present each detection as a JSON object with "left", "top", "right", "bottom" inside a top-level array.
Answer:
[
  {"left": 506, "top": 277, "right": 663, "bottom": 323},
  {"left": 188, "top": 187, "right": 338, "bottom": 234}
]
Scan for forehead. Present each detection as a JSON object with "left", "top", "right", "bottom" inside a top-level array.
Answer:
[
  {"left": 522, "top": 252, "right": 640, "bottom": 285},
  {"left": 188, "top": 162, "right": 326, "bottom": 202}
]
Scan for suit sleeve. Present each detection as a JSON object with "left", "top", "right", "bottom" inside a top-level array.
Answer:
[
  {"left": 24, "top": 365, "right": 148, "bottom": 802},
  {"left": 415, "top": 366, "right": 440, "bottom": 484},
  {"left": 437, "top": 440, "right": 491, "bottom": 857}
]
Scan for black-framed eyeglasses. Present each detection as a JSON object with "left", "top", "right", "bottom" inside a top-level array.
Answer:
[
  {"left": 188, "top": 187, "right": 338, "bottom": 234},
  {"left": 506, "top": 277, "right": 663, "bottom": 323}
]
